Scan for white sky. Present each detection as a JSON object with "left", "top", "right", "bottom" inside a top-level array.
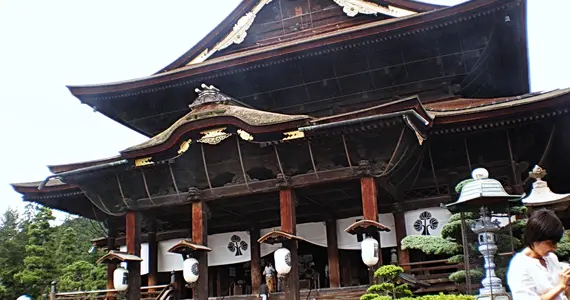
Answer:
[{"left": 0, "top": 0, "right": 569, "bottom": 220}]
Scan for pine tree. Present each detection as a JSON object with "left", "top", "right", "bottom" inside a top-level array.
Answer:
[
  {"left": 0, "top": 208, "right": 27, "bottom": 298},
  {"left": 14, "top": 206, "right": 56, "bottom": 298}
]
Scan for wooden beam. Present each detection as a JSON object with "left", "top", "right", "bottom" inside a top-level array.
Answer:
[
  {"left": 250, "top": 227, "right": 262, "bottom": 295},
  {"left": 134, "top": 167, "right": 359, "bottom": 210},
  {"left": 280, "top": 189, "right": 300, "bottom": 300},
  {"left": 147, "top": 216, "right": 158, "bottom": 288},
  {"left": 192, "top": 201, "right": 208, "bottom": 300},
  {"left": 325, "top": 219, "right": 341, "bottom": 288},
  {"left": 126, "top": 211, "right": 141, "bottom": 300}
]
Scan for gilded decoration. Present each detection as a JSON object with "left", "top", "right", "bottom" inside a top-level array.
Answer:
[
  {"left": 189, "top": 0, "right": 274, "bottom": 65},
  {"left": 237, "top": 129, "right": 254, "bottom": 141},
  {"left": 178, "top": 139, "right": 192, "bottom": 155},
  {"left": 198, "top": 127, "right": 232, "bottom": 145},
  {"left": 134, "top": 157, "right": 154, "bottom": 167},
  {"left": 282, "top": 130, "right": 305, "bottom": 141},
  {"left": 123, "top": 85, "right": 310, "bottom": 153},
  {"left": 333, "top": 0, "right": 416, "bottom": 18}
]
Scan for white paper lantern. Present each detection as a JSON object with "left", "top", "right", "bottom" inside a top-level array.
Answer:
[
  {"left": 183, "top": 258, "right": 200, "bottom": 283},
  {"left": 17, "top": 296, "right": 31, "bottom": 300},
  {"left": 361, "top": 237, "right": 379, "bottom": 267},
  {"left": 274, "top": 247, "right": 292, "bottom": 275},
  {"left": 113, "top": 267, "right": 129, "bottom": 291}
]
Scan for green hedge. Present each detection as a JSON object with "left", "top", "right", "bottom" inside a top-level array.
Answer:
[{"left": 361, "top": 293, "right": 476, "bottom": 300}]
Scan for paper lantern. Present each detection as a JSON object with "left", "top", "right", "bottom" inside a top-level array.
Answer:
[
  {"left": 183, "top": 258, "right": 200, "bottom": 283},
  {"left": 17, "top": 296, "right": 31, "bottom": 300},
  {"left": 113, "top": 267, "right": 129, "bottom": 291},
  {"left": 361, "top": 237, "right": 379, "bottom": 267},
  {"left": 274, "top": 247, "right": 292, "bottom": 275}
]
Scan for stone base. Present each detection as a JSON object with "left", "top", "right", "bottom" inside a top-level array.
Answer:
[{"left": 476, "top": 292, "right": 511, "bottom": 300}]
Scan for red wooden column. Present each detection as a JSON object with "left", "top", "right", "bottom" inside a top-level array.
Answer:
[
  {"left": 192, "top": 199, "right": 209, "bottom": 300},
  {"left": 147, "top": 216, "right": 158, "bottom": 287},
  {"left": 280, "top": 188, "right": 300, "bottom": 300},
  {"left": 361, "top": 177, "right": 379, "bottom": 221},
  {"left": 393, "top": 205, "right": 410, "bottom": 270},
  {"left": 250, "top": 227, "right": 262, "bottom": 295},
  {"left": 360, "top": 176, "right": 382, "bottom": 267},
  {"left": 126, "top": 211, "right": 142, "bottom": 300},
  {"left": 325, "top": 219, "right": 341, "bottom": 288}
]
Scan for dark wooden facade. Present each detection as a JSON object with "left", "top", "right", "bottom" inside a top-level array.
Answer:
[{"left": 13, "top": 0, "right": 570, "bottom": 299}]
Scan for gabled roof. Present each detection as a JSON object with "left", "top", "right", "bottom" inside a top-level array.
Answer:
[
  {"left": 156, "top": 0, "right": 445, "bottom": 74},
  {"left": 67, "top": 0, "right": 527, "bottom": 138},
  {"left": 425, "top": 88, "right": 570, "bottom": 125}
]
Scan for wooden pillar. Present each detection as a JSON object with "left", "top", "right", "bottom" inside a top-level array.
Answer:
[
  {"left": 280, "top": 188, "right": 300, "bottom": 300},
  {"left": 361, "top": 177, "right": 379, "bottom": 221},
  {"left": 250, "top": 227, "right": 262, "bottom": 295},
  {"left": 147, "top": 216, "right": 158, "bottom": 287},
  {"left": 106, "top": 222, "right": 117, "bottom": 291},
  {"left": 325, "top": 219, "right": 341, "bottom": 288},
  {"left": 360, "top": 177, "right": 382, "bottom": 268},
  {"left": 192, "top": 200, "right": 209, "bottom": 300},
  {"left": 126, "top": 211, "right": 142, "bottom": 300},
  {"left": 393, "top": 210, "right": 410, "bottom": 270}
]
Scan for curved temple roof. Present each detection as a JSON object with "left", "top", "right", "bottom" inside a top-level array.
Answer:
[
  {"left": 122, "top": 85, "right": 311, "bottom": 157},
  {"left": 11, "top": 87, "right": 570, "bottom": 221}
]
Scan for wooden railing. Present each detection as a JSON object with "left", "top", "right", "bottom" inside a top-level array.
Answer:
[{"left": 400, "top": 259, "right": 462, "bottom": 294}]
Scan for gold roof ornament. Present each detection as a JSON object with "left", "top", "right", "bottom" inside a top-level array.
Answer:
[
  {"left": 198, "top": 127, "right": 232, "bottom": 145},
  {"left": 522, "top": 165, "right": 570, "bottom": 208}
]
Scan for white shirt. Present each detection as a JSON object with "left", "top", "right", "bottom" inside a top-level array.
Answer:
[{"left": 507, "top": 252, "right": 568, "bottom": 300}]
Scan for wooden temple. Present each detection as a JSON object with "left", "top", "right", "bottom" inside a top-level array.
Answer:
[{"left": 13, "top": 0, "right": 570, "bottom": 299}]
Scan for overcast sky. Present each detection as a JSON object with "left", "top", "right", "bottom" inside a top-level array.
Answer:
[{"left": 0, "top": 0, "right": 569, "bottom": 221}]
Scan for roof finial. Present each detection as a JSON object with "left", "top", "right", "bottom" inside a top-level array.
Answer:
[{"left": 529, "top": 165, "right": 547, "bottom": 181}]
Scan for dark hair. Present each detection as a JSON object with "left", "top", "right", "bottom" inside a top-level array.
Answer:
[{"left": 524, "top": 209, "right": 564, "bottom": 248}]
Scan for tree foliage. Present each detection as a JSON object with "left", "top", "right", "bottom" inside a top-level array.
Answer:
[
  {"left": 361, "top": 265, "right": 413, "bottom": 300},
  {"left": 401, "top": 235, "right": 462, "bottom": 256},
  {"left": 0, "top": 205, "right": 106, "bottom": 299}
]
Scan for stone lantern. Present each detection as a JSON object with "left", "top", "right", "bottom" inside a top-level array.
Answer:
[
  {"left": 522, "top": 165, "right": 570, "bottom": 211},
  {"left": 446, "top": 168, "right": 523, "bottom": 300}
]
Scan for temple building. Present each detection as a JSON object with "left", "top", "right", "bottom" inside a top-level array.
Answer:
[{"left": 12, "top": 0, "right": 570, "bottom": 299}]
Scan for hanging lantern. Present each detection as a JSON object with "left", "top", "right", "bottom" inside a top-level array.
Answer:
[
  {"left": 274, "top": 247, "right": 292, "bottom": 275},
  {"left": 183, "top": 258, "right": 200, "bottom": 284},
  {"left": 361, "top": 237, "right": 379, "bottom": 267},
  {"left": 17, "top": 296, "right": 31, "bottom": 300},
  {"left": 113, "top": 267, "right": 129, "bottom": 291}
]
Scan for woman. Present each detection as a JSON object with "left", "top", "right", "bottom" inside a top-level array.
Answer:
[{"left": 507, "top": 209, "right": 570, "bottom": 300}]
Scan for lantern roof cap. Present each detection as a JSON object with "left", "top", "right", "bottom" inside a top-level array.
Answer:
[
  {"left": 522, "top": 165, "right": 570, "bottom": 207},
  {"left": 167, "top": 240, "right": 212, "bottom": 256},
  {"left": 447, "top": 168, "right": 522, "bottom": 212},
  {"left": 257, "top": 229, "right": 307, "bottom": 245},
  {"left": 96, "top": 250, "right": 143, "bottom": 265}
]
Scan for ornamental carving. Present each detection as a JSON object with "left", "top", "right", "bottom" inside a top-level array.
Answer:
[
  {"left": 276, "top": 173, "right": 291, "bottom": 189},
  {"left": 198, "top": 127, "right": 232, "bottom": 145},
  {"left": 190, "top": 84, "right": 232, "bottom": 109},
  {"left": 333, "top": 0, "right": 416, "bottom": 18},
  {"left": 189, "top": 0, "right": 273, "bottom": 65},
  {"left": 186, "top": 187, "right": 202, "bottom": 203},
  {"left": 356, "top": 160, "right": 372, "bottom": 176}
]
